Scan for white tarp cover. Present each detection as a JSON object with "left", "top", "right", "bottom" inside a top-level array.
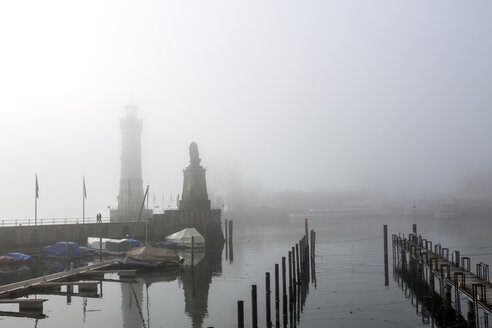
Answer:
[
  {"left": 87, "top": 237, "right": 115, "bottom": 250},
  {"left": 165, "top": 228, "right": 205, "bottom": 247}
]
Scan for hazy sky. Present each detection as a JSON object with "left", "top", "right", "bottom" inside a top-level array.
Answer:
[{"left": 0, "top": 1, "right": 491, "bottom": 219}]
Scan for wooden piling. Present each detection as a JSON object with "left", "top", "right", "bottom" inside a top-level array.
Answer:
[
  {"left": 229, "top": 220, "right": 234, "bottom": 262},
  {"left": 288, "top": 251, "right": 293, "bottom": 302},
  {"left": 266, "top": 272, "right": 272, "bottom": 328},
  {"left": 275, "top": 263, "right": 280, "bottom": 328},
  {"left": 237, "top": 300, "right": 244, "bottom": 328},
  {"left": 282, "top": 256, "right": 287, "bottom": 327},
  {"left": 304, "top": 218, "right": 309, "bottom": 249},
  {"left": 384, "top": 225, "right": 389, "bottom": 286},
  {"left": 313, "top": 230, "right": 316, "bottom": 257},
  {"left": 310, "top": 229, "right": 316, "bottom": 283},
  {"left": 299, "top": 238, "right": 304, "bottom": 279},
  {"left": 295, "top": 244, "right": 300, "bottom": 284},
  {"left": 304, "top": 219, "right": 310, "bottom": 277},
  {"left": 229, "top": 220, "right": 233, "bottom": 244},
  {"left": 252, "top": 285, "right": 258, "bottom": 328},
  {"left": 225, "top": 219, "right": 228, "bottom": 244},
  {"left": 288, "top": 251, "right": 293, "bottom": 327},
  {"left": 291, "top": 246, "right": 297, "bottom": 299}
]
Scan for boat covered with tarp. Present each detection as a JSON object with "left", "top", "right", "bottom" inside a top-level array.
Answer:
[
  {"left": 120, "top": 242, "right": 180, "bottom": 269},
  {"left": 87, "top": 237, "right": 113, "bottom": 250},
  {"left": 106, "top": 239, "right": 143, "bottom": 253},
  {"left": 3, "top": 252, "right": 33, "bottom": 261},
  {"left": 0, "top": 253, "right": 33, "bottom": 265},
  {"left": 165, "top": 228, "right": 205, "bottom": 248},
  {"left": 43, "top": 241, "right": 81, "bottom": 257}
]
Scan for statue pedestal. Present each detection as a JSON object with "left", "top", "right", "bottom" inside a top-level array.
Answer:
[{"left": 179, "top": 165, "right": 210, "bottom": 211}]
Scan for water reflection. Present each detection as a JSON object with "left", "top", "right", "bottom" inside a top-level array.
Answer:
[
  {"left": 392, "top": 246, "right": 467, "bottom": 327},
  {"left": 119, "top": 245, "right": 222, "bottom": 328},
  {"left": 180, "top": 247, "right": 223, "bottom": 328}
]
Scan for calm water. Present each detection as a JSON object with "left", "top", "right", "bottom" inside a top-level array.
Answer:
[{"left": 0, "top": 213, "right": 491, "bottom": 328}]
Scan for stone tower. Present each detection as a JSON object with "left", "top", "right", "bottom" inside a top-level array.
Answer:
[
  {"left": 110, "top": 105, "right": 152, "bottom": 222},
  {"left": 179, "top": 142, "right": 211, "bottom": 211}
]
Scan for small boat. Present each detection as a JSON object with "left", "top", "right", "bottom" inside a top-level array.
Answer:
[
  {"left": 120, "top": 242, "right": 181, "bottom": 269},
  {"left": 3, "top": 252, "right": 33, "bottom": 262},
  {"left": 87, "top": 237, "right": 112, "bottom": 251},
  {"left": 43, "top": 241, "right": 81, "bottom": 257},
  {"left": 106, "top": 238, "right": 143, "bottom": 254},
  {"left": 0, "top": 256, "right": 22, "bottom": 265},
  {"left": 120, "top": 186, "right": 182, "bottom": 269},
  {"left": 165, "top": 228, "right": 205, "bottom": 248}
]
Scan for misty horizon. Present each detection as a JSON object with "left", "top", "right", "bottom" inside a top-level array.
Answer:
[{"left": 1, "top": 1, "right": 491, "bottom": 219}]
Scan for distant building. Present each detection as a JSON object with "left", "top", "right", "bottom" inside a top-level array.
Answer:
[{"left": 110, "top": 104, "right": 152, "bottom": 222}]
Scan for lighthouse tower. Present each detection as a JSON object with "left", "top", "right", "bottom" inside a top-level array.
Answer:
[{"left": 110, "top": 104, "right": 152, "bottom": 222}]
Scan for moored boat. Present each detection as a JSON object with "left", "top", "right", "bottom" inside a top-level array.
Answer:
[
  {"left": 120, "top": 242, "right": 181, "bottom": 269},
  {"left": 165, "top": 228, "right": 205, "bottom": 248},
  {"left": 43, "top": 241, "right": 81, "bottom": 258}
]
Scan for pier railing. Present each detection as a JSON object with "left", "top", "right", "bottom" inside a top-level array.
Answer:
[
  {"left": 0, "top": 216, "right": 113, "bottom": 227},
  {"left": 392, "top": 224, "right": 492, "bottom": 328}
]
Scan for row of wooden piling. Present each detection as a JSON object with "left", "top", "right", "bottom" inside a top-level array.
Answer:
[
  {"left": 390, "top": 224, "right": 492, "bottom": 328},
  {"left": 237, "top": 218, "right": 316, "bottom": 328}
]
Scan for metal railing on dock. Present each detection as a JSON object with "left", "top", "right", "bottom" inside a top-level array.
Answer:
[
  {"left": 0, "top": 216, "right": 152, "bottom": 227},
  {"left": 0, "top": 217, "right": 112, "bottom": 227},
  {"left": 391, "top": 224, "right": 492, "bottom": 328}
]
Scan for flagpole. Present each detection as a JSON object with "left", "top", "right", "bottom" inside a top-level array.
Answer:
[
  {"left": 35, "top": 174, "right": 38, "bottom": 226},
  {"left": 35, "top": 190, "right": 37, "bottom": 226}
]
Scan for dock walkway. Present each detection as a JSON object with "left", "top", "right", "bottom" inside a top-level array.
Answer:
[
  {"left": 394, "top": 232, "right": 491, "bottom": 316},
  {"left": 0, "top": 260, "right": 118, "bottom": 299}
]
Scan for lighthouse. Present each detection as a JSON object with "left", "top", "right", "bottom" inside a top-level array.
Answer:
[{"left": 110, "top": 104, "right": 152, "bottom": 222}]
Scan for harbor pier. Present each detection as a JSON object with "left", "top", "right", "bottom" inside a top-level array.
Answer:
[{"left": 392, "top": 225, "right": 491, "bottom": 327}]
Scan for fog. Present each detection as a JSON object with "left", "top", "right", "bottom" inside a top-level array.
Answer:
[{"left": 0, "top": 1, "right": 491, "bottom": 219}]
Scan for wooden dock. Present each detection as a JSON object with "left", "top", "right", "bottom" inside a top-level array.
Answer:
[
  {"left": 393, "top": 228, "right": 491, "bottom": 327},
  {"left": 0, "top": 260, "right": 118, "bottom": 299}
]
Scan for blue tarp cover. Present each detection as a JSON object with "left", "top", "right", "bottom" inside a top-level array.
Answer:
[
  {"left": 4, "top": 252, "right": 33, "bottom": 261},
  {"left": 125, "top": 239, "right": 143, "bottom": 248},
  {"left": 43, "top": 241, "right": 81, "bottom": 257}
]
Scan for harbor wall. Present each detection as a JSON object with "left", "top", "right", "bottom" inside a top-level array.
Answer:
[{"left": 0, "top": 209, "right": 223, "bottom": 252}]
